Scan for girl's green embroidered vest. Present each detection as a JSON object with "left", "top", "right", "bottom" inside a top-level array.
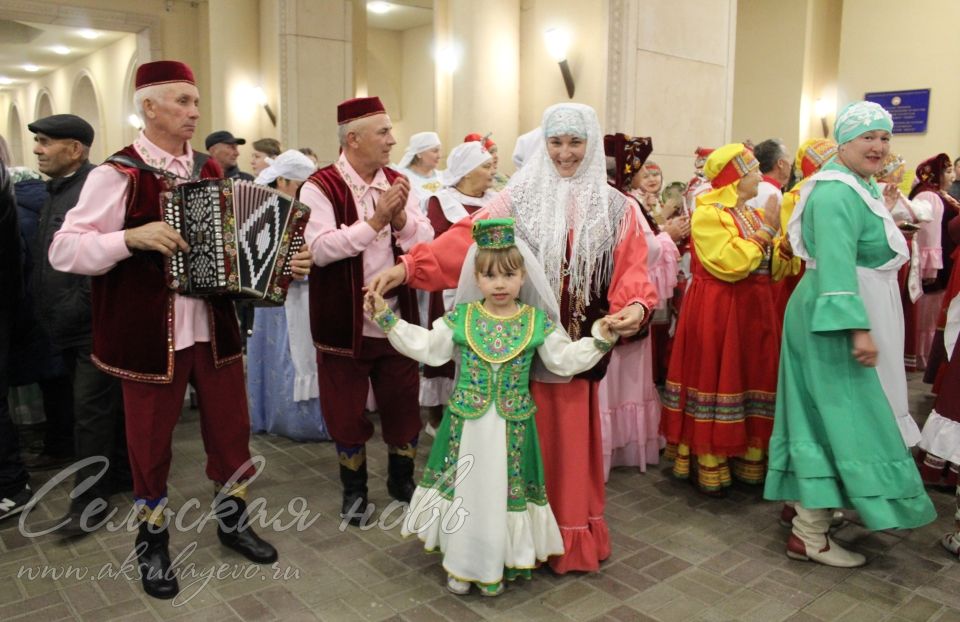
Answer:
[{"left": 444, "top": 302, "right": 554, "bottom": 422}]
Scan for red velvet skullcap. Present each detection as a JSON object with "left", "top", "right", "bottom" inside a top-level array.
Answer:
[
  {"left": 135, "top": 60, "right": 196, "bottom": 90},
  {"left": 464, "top": 133, "right": 496, "bottom": 150},
  {"left": 337, "top": 97, "right": 386, "bottom": 125}
]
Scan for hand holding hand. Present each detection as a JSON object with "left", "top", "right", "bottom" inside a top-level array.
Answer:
[
  {"left": 596, "top": 318, "right": 617, "bottom": 343},
  {"left": 368, "top": 263, "right": 407, "bottom": 295},
  {"left": 363, "top": 290, "right": 387, "bottom": 318},
  {"left": 124, "top": 222, "right": 189, "bottom": 257},
  {"left": 605, "top": 304, "right": 647, "bottom": 338},
  {"left": 290, "top": 244, "right": 312, "bottom": 280},
  {"left": 851, "top": 330, "right": 878, "bottom": 367}
]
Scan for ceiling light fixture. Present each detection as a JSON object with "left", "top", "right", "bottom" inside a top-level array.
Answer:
[
  {"left": 367, "top": 1, "right": 393, "bottom": 14},
  {"left": 79, "top": 29, "right": 99, "bottom": 40},
  {"left": 52, "top": 45, "right": 71, "bottom": 55},
  {"left": 23, "top": 64, "right": 39, "bottom": 73},
  {"left": 127, "top": 114, "right": 144, "bottom": 129},
  {"left": 0, "top": 77, "right": 13, "bottom": 85}
]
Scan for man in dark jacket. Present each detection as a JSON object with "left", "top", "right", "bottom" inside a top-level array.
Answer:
[
  {"left": 10, "top": 167, "right": 75, "bottom": 469},
  {"left": 205, "top": 130, "right": 255, "bottom": 181},
  {"left": 0, "top": 159, "right": 33, "bottom": 521},
  {"left": 27, "top": 114, "right": 128, "bottom": 534}
]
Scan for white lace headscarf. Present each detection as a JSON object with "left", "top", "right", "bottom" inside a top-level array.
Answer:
[{"left": 506, "top": 103, "right": 633, "bottom": 304}]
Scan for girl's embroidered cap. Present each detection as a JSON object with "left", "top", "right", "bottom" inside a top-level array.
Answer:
[{"left": 473, "top": 218, "right": 516, "bottom": 249}]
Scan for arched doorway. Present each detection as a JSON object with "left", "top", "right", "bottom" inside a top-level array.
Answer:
[
  {"left": 35, "top": 90, "right": 54, "bottom": 120},
  {"left": 6, "top": 104, "right": 23, "bottom": 166},
  {"left": 71, "top": 73, "right": 104, "bottom": 163}
]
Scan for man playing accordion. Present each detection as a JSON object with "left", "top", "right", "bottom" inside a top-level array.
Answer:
[{"left": 49, "top": 60, "right": 313, "bottom": 600}]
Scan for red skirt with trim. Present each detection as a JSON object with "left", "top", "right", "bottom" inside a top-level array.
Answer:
[{"left": 661, "top": 256, "right": 780, "bottom": 457}]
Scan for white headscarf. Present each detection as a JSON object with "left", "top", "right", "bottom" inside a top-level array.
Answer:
[
  {"left": 254, "top": 149, "right": 317, "bottom": 185},
  {"left": 398, "top": 131, "right": 441, "bottom": 169},
  {"left": 440, "top": 141, "right": 492, "bottom": 187},
  {"left": 512, "top": 127, "right": 543, "bottom": 170},
  {"left": 507, "top": 103, "right": 633, "bottom": 304}
]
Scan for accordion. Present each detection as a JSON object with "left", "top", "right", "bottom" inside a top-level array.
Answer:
[{"left": 162, "top": 179, "right": 310, "bottom": 305}]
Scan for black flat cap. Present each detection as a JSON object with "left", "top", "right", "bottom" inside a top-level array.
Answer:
[
  {"left": 205, "top": 130, "right": 246, "bottom": 150},
  {"left": 28, "top": 114, "right": 95, "bottom": 146}
]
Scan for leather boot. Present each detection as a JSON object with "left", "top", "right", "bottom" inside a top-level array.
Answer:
[
  {"left": 786, "top": 503, "right": 865, "bottom": 568},
  {"left": 339, "top": 446, "right": 370, "bottom": 526},
  {"left": 214, "top": 495, "right": 278, "bottom": 564},
  {"left": 51, "top": 494, "right": 111, "bottom": 537},
  {"left": 136, "top": 521, "right": 179, "bottom": 599},
  {"left": 386, "top": 446, "right": 417, "bottom": 504}
]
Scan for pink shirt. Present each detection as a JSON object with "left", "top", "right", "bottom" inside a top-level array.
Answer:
[
  {"left": 301, "top": 153, "right": 433, "bottom": 336},
  {"left": 48, "top": 131, "right": 211, "bottom": 350}
]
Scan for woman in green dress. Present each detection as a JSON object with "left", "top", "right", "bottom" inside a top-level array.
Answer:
[{"left": 763, "top": 101, "right": 936, "bottom": 568}]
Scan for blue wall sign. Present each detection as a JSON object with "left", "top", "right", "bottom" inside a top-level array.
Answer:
[{"left": 864, "top": 89, "right": 930, "bottom": 134}]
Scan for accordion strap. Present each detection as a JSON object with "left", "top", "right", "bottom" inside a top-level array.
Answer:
[{"left": 105, "top": 154, "right": 205, "bottom": 181}]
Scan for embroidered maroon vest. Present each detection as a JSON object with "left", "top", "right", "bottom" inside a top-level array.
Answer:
[
  {"left": 304, "top": 164, "right": 419, "bottom": 358},
  {"left": 90, "top": 145, "right": 241, "bottom": 383}
]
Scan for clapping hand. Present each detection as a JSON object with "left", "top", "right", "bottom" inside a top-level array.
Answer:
[
  {"left": 662, "top": 216, "right": 691, "bottom": 242},
  {"left": 882, "top": 183, "right": 899, "bottom": 212}
]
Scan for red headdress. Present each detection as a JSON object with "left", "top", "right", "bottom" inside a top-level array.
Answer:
[
  {"left": 135, "top": 60, "right": 195, "bottom": 90},
  {"left": 337, "top": 97, "right": 386, "bottom": 125}
]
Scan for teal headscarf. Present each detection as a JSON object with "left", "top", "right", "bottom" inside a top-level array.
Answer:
[{"left": 834, "top": 101, "right": 893, "bottom": 145}]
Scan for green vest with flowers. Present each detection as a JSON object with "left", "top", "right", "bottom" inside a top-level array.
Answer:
[{"left": 444, "top": 301, "right": 554, "bottom": 422}]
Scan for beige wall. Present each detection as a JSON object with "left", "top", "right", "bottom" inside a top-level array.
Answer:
[
  {"left": 208, "top": 0, "right": 272, "bottom": 172},
  {"left": 278, "top": 0, "right": 354, "bottom": 166},
  {"left": 446, "top": 0, "right": 518, "bottom": 171},
  {"left": 608, "top": 0, "right": 738, "bottom": 186},
  {"left": 398, "top": 24, "right": 436, "bottom": 158},
  {"left": 366, "top": 27, "right": 403, "bottom": 123},
  {"left": 519, "top": 0, "right": 606, "bottom": 137},
  {"left": 366, "top": 24, "right": 436, "bottom": 164},
  {"left": 838, "top": 0, "right": 960, "bottom": 168},
  {"left": 732, "top": 0, "right": 807, "bottom": 153},
  {"left": 799, "top": 0, "right": 841, "bottom": 144}
]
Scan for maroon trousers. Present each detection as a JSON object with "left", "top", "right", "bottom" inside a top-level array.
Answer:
[
  {"left": 316, "top": 337, "right": 421, "bottom": 447},
  {"left": 121, "top": 344, "right": 253, "bottom": 502}
]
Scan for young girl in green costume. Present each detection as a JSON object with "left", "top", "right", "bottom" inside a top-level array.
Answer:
[{"left": 364, "top": 218, "right": 618, "bottom": 596}]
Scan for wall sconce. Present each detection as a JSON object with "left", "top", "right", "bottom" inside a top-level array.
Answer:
[
  {"left": 544, "top": 28, "right": 574, "bottom": 99},
  {"left": 253, "top": 86, "right": 277, "bottom": 127},
  {"left": 434, "top": 42, "right": 460, "bottom": 74},
  {"left": 814, "top": 98, "right": 829, "bottom": 138}
]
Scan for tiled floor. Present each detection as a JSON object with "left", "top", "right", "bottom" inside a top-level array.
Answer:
[{"left": 1, "top": 374, "right": 958, "bottom": 621}]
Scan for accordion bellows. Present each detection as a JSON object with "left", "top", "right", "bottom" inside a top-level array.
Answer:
[{"left": 163, "top": 179, "right": 310, "bottom": 305}]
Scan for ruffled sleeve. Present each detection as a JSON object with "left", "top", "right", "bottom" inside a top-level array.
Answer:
[
  {"left": 401, "top": 191, "right": 513, "bottom": 291},
  {"left": 607, "top": 204, "right": 659, "bottom": 313},
  {"left": 536, "top": 320, "right": 616, "bottom": 376},
  {"left": 649, "top": 232, "right": 679, "bottom": 307},
  {"left": 914, "top": 191, "right": 944, "bottom": 278},
  {"left": 807, "top": 184, "right": 870, "bottom": 333},
  {"left": 691, "top": 204, "right": 763, "bottom": 282}
]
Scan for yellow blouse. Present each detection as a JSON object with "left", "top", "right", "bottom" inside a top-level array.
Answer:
[{"left": 692, "top": 203, "right": 799, "bottom": 283}]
